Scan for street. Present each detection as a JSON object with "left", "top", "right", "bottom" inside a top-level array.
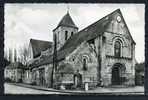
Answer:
[
  {"left": 4, "top": 82, "right": 144, "bottom": 95},
  {"left": 4, "top": 83, "right": 67, "bottom": 94}
]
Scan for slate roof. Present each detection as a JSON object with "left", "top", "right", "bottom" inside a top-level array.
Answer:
[
  {"left": 53, "top": 12, "right": 78, "bottom": 31},
  {"left": 29, "top": 47, "right": 74, "bottom": 68},
  {"left": 30, "top": 39, "right": 53, "bottom": 58},
  {"left": 29, "top": 9, "right": 136, "bottom": 68}
]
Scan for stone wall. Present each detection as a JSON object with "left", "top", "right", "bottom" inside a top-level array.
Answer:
[
  {"left": 31, "top": 64, "right": 53, "bottom": 87},
  {"left": 66, "top": 42, "right": 98, "bottom": 86},
  {"left": 100, "top": 11, "right": 136, "bottom": 86},
  {"left": 53, "top": 26, "right": 78, "bottom": 50},
  {"left": 22, "top": 70, "right": 33, "bottom": 84}
]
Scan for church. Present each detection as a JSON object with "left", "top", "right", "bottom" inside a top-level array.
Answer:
[{"left": 26, "top": 9, "right": 136, "bottom": 88}]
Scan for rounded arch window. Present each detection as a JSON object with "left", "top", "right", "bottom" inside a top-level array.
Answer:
[
  {"left": 114, "top": 41, "right": 121, "bottom": 57},
  {"left": 82, "top": 55, "right": 89, "bottom": 71},
  {"left": 82, "top": 58, "right": 87, "bottom": 71}
]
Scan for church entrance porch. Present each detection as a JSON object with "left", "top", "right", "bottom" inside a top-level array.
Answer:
[{"left": 111, "top": 63, "right": 126, "bottom": 86}]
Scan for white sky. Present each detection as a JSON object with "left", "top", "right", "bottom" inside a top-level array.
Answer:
[{"left": 4, "top": 3, "right": 145, "bottom": 63}]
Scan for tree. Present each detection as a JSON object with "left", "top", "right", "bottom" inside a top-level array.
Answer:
[
  {"left": 4, "top": 48, "right": 8, "bottom": 61},
  {"left": 135, "top": 62, "right": 144, "bottom": 85},
  {"left": 8, "top": 48, "right": 12, "bottom": 63},
  {"left": 14, "top": 48, "right": 17, "bottom": 62},
  {"left": 135, "top": 62, "right": 144, "bottom": 73},
  {"left": 19, "top": 46, "right": 28, "bottom": 65}
]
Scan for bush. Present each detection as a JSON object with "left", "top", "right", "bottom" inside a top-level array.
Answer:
[{"left": 135, "top": 73, "right": 144, "bottom": 86}]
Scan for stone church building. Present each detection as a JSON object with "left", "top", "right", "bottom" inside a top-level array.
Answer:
[{"left": 27, "top": 9, "right": 136, "bottom": 88}]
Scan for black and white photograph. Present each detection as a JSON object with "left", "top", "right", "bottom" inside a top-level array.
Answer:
[{"left": 4, "top": 3, "right": 145, "bottom": 95}]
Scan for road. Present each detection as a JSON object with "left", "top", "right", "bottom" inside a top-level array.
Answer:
[
  {"left": 4, "top": 83, "right": 67, "bottom": 94},
  {"left": 4, "top": 83, "right": 144, "bottom": 95}
]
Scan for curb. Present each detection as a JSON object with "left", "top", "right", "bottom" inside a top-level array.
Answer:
[{"left": 7, "top": 83, "right": 144, "bottom": 95}]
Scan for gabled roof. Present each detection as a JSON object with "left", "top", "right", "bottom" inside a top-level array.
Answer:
[
  {"left": 30, "top": 39, "right": 53, "bottom": 58},
  {"left": 30, "top": 9, "right": 136, "bottom": 68},
  {"left": 53, "top": 12, "right": 78, "bottom": 31}
]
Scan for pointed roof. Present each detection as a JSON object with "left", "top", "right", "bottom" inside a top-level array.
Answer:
[{"left": 54, "top": 12, "right": 78, "bottom": 31}]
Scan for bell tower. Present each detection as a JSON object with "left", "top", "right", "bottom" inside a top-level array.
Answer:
[{"left": 53, "top": 11, "right": 78, "bottom": 50}]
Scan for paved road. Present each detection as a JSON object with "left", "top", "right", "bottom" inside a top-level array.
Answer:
[{"left": 4, "top": 83, "right": 67, "bottom": 94}]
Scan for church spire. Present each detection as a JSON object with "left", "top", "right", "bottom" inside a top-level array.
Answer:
[
  {"left": 52, "top": 5, "right": 79, "bottom": 50},
  {"left": 55, "top": 9, "right": 78, "bottom": 29}
]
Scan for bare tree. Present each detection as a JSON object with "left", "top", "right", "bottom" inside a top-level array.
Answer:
[
  {"left": 14, "top": 48, "right": 17, "bottom": 62},
  {"left": 4, "top": 48, "right": 8, "bottom": 61},
  {"left": 8, "top": 48, "right": 12, "bottom": 63},
  {"left": 20, "top": 46, "right": 28, "bottom": 65}
]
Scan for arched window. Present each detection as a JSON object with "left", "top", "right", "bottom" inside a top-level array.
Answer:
[
  {"left": 65, "top": 31, "right": 68, "bottom": 40},
  {"left": 71, "top": 32, "right": 74, "bottom": 36},
  {"left": 83, "top": 58, "right": 87, "bottom": 71},
  {"left": 114, "top": 41, "right": 121, "bottom": 57}
]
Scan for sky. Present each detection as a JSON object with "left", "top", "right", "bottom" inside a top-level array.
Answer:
[{"left": 4, "top": 3, "right": 145, "bottom": 63}]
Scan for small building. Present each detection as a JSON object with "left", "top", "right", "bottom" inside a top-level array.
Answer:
[
  {"left": 23, "top": 39, "right": 53, "bottom": 84},
  {"left": 4, "top": 62, "right": 25, "bottom": 83}
]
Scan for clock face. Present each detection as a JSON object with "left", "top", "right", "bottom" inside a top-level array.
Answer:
[{"left": 117, "top": 15, "right": 121, "bottom": 22}]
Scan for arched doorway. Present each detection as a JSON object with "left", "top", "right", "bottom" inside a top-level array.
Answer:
[
  {"left": 74, "top": 70, "right": 82, "bottom": 87},
  {"left": 112, "top": 63, "right": 126, "bottom": 85}
]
